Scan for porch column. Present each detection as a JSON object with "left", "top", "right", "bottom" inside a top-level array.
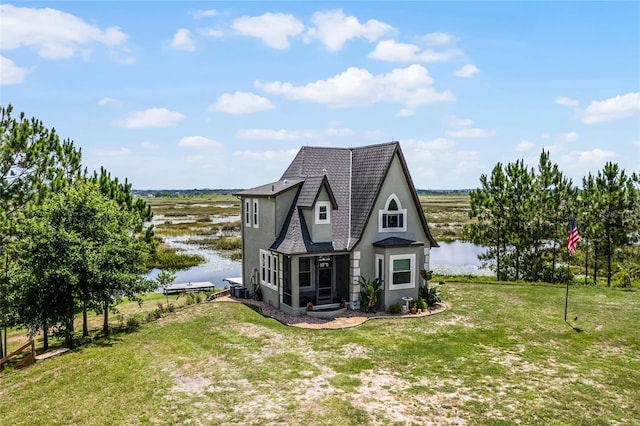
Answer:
[{"left": 350, "top": 251, "right": 361, "bottom": 309}]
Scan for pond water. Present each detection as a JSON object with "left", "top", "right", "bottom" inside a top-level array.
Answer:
[
  {"left": 429, "top": 241, "right": 493, "bottom": 276},
  {"left": 148, "top": 238, "right": 493, "bottom": 291},
  {"left": 148, "top": 236, "right": 242, "bottom": 290}
]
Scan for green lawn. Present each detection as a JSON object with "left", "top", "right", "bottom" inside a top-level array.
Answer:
[{"left": 1, "top": 283, "right": 638, "bottom": 425}]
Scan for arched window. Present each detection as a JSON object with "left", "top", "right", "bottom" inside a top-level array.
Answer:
[{"left": 379, "top": 194, "right": 407, "bottom": 232}]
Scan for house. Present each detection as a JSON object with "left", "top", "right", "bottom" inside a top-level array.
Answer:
[{"left": 235, "top": 141, "right": 438, "bottom": 315}]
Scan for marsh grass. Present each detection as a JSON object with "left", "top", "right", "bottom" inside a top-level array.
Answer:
[{"left": 2, "top": 283, "right": 638, "bottom": 425}]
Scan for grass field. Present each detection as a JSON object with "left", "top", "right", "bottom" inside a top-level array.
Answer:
[
  {"left": 144, "top": 192, "right": 472, "bottom": 242},
  {"left": 1, "top": 283, "right": 638, "bottom": 425}
]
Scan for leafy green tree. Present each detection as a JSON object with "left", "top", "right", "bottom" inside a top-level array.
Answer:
[
  {"left": 465, "top": 163, "right": 509, "bottom": 280},
  {"left": 593, "top": 163, "right": 639, "bottom": 286},
  {"left": 0, "top": 104, "right": 81, "bottom": 356},
  {"left": 11, "top": 181, "right": 154, "bottom": 346},
  {"left": 156, "top": 270, "right": 177, "bottom": 305}
]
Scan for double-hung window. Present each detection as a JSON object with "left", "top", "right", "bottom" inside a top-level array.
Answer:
[
  {"left": 252, "top": 199, "right": 259, "bottom": 228},
  {"left": 389, "top": 254, "right": 415, "bottom": 290},
  {"left": 260, "top": 249, "right": 277, "bottom": 290},
  {"left": 315, "top": 201, "right": 331, "bottom": 225},
  {"left": 244, "top": 200, "right": 251, "bottom": 227}
]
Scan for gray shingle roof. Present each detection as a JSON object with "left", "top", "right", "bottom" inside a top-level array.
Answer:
[
  {"left": 236, "top": 179, "right": 304, "bottom": 196},
  {"left": 264, "top": 142, "right": 437, "bottom": 255}
]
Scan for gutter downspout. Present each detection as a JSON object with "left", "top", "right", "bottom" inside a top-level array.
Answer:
[{"left": 347, "top": 149, "right": 352, "bottom": 249}]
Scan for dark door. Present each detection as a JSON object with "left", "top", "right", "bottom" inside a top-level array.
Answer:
[{"left": 317, "top": 256, "right": 333, "bottom": 304}]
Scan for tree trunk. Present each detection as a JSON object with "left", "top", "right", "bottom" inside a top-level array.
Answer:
[
  {"left": 43, "top": 321, "right": 49, "bottom": 351},
  {"left": 551, "top": 241, "right": 558, "bottom": 283},
  {"left": 593, "top": 248, "right": 598, "bottom": 286},
  {"left": 584, "top": 240, "right": 589, "bottom": 285},
  {"left": 82, "top": 299, "right": 88, "bottom": 338},
  {"left": 0, "top": 328, "right": 3, "bottom": 359},
  {"left": 102, "top": 301, "right": 109, "bottom": 335},
  {"left": 65, "top": 317, "right": 74, "bottom": 348}
]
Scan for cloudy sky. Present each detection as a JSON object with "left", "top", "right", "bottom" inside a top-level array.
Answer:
[{"left": 1, "top": 2, "right": 638, "bottom": 190}]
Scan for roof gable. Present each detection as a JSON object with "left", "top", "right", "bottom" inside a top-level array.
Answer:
[{"left": 269, "top": 141, "right": 437, "bottom": 254}]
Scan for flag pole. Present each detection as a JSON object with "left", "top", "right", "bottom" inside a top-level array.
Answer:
[{"left": 564, "top": 253, "right": 570, "bottom": 322}]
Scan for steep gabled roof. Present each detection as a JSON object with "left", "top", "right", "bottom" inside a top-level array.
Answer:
[
  {"left": 266, "top": 141, "right": 437, "bottom": 255},
  {"left": 297, "top": 175, "right": 338, "bottom": 209}
]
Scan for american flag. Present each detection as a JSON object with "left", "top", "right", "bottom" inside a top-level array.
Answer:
[{"left": 566, "top": 214, "right": 580, "bottom": 256}]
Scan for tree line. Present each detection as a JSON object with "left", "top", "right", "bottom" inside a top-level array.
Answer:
[
  {"left": 1, "top": 105, "right": 157, "bottom": 358},
  {"left": 464, "top": 150, "right": 639, "bottom": 286}
]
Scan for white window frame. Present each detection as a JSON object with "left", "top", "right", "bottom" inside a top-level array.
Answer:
[
  {"left": 375, "top": 254, "right": 385, "bottom": 289},
  {"left": 378, "top": 194, "right": 407, "bottom": 233},
  {"left": 244, "top": 199, "right": 251, "bottom": 227},
  {"left": 252, "top": 199, "right": 259, "bottom": 228},
  {"left": 315, "top": 201, "right": 331, "bottom": 225},
  {"left": 388, "top": 254, "right": 415, "bottom": 290},
  {"left": 260, "top": 249, "right": 278, "bottom": 291}
]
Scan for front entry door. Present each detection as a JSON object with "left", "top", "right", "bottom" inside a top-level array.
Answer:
[{"left": 317, "top": 256, "right": 333, "bottom": 304}]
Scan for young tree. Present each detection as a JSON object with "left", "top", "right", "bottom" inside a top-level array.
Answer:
[
  {"left": 593, "top": 163, "right": 639, "bottom": 286},
  {"left": 11, "top": 181, "right": 154, "bottom": 346},
  {"left": 0, "top": 104, "right": 81, "bottom": 357},
  {"left": 465, "top": 163, "right": 509, "bottom": 280}
]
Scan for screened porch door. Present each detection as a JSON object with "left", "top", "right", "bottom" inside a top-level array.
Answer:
[{"left": 317, "top": 256, "right": 333, "bottom": 305}]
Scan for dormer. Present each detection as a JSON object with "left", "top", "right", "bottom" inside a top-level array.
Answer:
[{"left": 378, "top": 193, "right": 407, "bottom": 233}]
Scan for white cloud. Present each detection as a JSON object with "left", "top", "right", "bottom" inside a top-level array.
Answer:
[
  {"left": 306, "top": 9, "right": 393, "bottom": 51},
  {"left": 574, "top": 149, "right": 616, "bottom": 166},
  {"left": 232, "top": 13, "right": 304, "bottom": 49},
  {"left": 369, "top": 40, "right": 461, "bottom": 62},
  {"left": 633, "top": 140, "right": 640, "bottom": 148},
  {"left": 178, "top": 136, "right": 224, "bottom": 150},
  {"left": 256, "top": 64, "right": 454, "bottom": 116},
  {"left": 454, "top": 64, "right": 479, "bottom": 78},
  {"left": 198, "top": 28, "right": 223, "bottom": 38},
  {"left": 324, "top": 126, "right": 354, "bottom": 136},
  {"left": 209, "top": 92, "right": 275, "bottom": 114},
  {"left": 233, "top": 148, "right": 299, "bottom": 161},
  {"left": 421, "top": 32, "right": 456, "bottom": 46},
  {"left": 555, "top": 96, "right": 579, "bottom": 107},
  {"left": 561, "top": 132, "right": 578, "bottom": 142},
  {"left": 448, "top": 116, "right": 473, "bottom": 127},
  {"left": 580, "top": 92, "right": 640, "bottom": 124},
  {"left": 140, "top": 141, "right": 159, "bottom": 150},
  {"left": 516, "top": 140, "right": 534, "bottom": 152},
  {"left": 235, "top": 129, "right": 308, "bottom": 141},
  {"left": 114, "top": 108, "right": 184, "bottom": 128},
  {"left": 1, "top": 4, "right": 134, "bottom": 63},
  {"left": 98, "top": 97, "right": 121, "bottom": 107},
  {"left": 170, "top": 29, "right": 195, "bottom": 51},
  {"left": 0, "top": 55, "right": 31, "bottom": 84},
  {"left": 445, "top": 128, "right": 496, "bottom": 138},
  {"left": 540, "top": 133, "right": 551, "bottom": 139},
  {"left": 192, "top": 9, "right": 219, "bottom": 19}
]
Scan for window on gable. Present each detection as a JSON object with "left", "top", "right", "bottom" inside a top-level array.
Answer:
[
  {"left": 379, "top": 194, "right": 407, "bottom": 232},
  {"left": 252, "top": 199, "right": 259, "bottom": 228},
  {"left": 244, "top": 200, "right": 251, "bottom": 227},
  {"left": 389, "top": 254, "right": 415, "bottom": 290},
  {"left": 315, "top": 201, "right": 331, "bottom": 225}
]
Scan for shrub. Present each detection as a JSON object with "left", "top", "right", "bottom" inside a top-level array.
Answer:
[
  {"left": 417, "top": 298, "right": 428, "bottom": 311},
  {"left": 358, "top": 276, "right": 383, "bottom": 313},
  {"left": 195, "top": 293, "right": 203, "bottom": 303},
  {"left": 387, "top": 303, "right": 402, "bottom": 314},
  {"left": 167, "top": 303, "right": 175, "bottom": 312},
  {"left": 126, "top": 317, "right": 140, "bottom": 331}
]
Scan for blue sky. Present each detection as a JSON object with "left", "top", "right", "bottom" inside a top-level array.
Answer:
[{"left": 1, "top": 1, "right": 639, "bottom": 190}]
